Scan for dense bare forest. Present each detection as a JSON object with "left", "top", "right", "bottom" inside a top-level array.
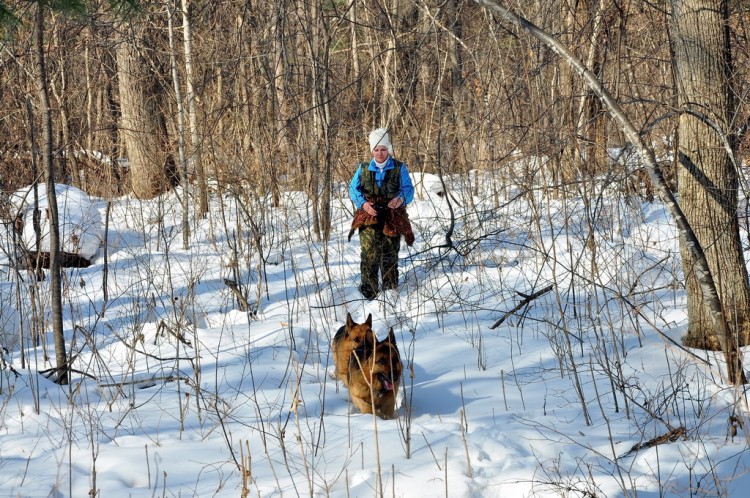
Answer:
[
  {"left": 3, "top": 0, "right": 750, "bottom": 372},
  {"left": 5, "top": 1, "right": 744, "bottom": 198}
]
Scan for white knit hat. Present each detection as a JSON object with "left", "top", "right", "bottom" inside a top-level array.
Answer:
[{"left": 368, "top": 127, "right": 393, "bottom": 154}]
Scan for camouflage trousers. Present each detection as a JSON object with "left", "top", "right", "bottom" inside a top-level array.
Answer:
[{"left": 359, "top": 226, "right": 401, "bottom": 296}]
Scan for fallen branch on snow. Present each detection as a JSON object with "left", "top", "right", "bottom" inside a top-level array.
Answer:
[{"left": 489, "top": 284, "right": 554, "bottom": 329}]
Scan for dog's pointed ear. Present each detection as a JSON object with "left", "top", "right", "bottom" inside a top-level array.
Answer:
[
  {"left": 386, "top": 328, "right": 396, "bottom": 344},
  {"left": 352, "top": 342, "right": 369, "bottom": 362},
  {"left": 346, "top": 312, "right": 354, "bottom": 328},
  {"left": 365, "top": 313, "right": 373, "bottom": 327}
]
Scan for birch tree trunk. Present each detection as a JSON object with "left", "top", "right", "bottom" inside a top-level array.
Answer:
[{"left": 181, "top": 0, "right": 208, "bottom": 217}]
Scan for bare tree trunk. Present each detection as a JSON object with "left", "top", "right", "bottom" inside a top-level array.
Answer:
[
  {"left": 575, "top": 0, "right": 609, "bottom": 174},
  {"left": 50, "top": 19, "right": 80, "bottom": 190},
  {"left": 350, "top": 0, "right": 363, "bottom": 123},
  {"left": 554, "top": 0, "right": 578, "bottom": 191},
  {"left": 309, "top": 0, "right": 333, "bottom": 242},
  {"left": 382, "top": 3, "right": 397, "bottom": 127},
  {"left": 115, "top": 22, "right": 172, "bottom": 199},
  {"left": 271, "top": 1, "right": 291, "bottom": 206},
  {"left": 33, "top": 3, "right": 68, "bottom": 385},
  {"left": 671, "top": 0, "right": 750, "bottom": 352},
  {"left": 447, "top": 0, "right": 468, "bottom": 170},
  {"left": 306, "top": 0, "right": 321, "bottom": 241},
  {"left": 167, "top": 0, "right": 190, "bottom": 250},
  {"left": 181, "top": 0, "right": 208, "bottom": 217}
]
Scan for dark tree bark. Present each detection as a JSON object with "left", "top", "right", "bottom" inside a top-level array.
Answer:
[
  {"left": 33, "top": 3, "right": 68, "bottom": 385},
  {"left": 670, "top": 0, "right": 750, "bottom": 353},
  {"left": 116, "top": 21, "right": 174, "bottom": 199}
]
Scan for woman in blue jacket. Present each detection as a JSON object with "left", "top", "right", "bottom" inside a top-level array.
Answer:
[{"left": 349, "top": 128, "right": 415, "bottom": 300}]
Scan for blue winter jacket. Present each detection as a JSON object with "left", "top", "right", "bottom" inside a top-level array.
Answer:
[{"left": 348, "top": 157, "right": 415, "bottom": 209}]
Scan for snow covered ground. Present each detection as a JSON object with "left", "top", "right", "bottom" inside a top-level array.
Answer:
[{"left": 0, "top": 169, "right": 748, "bottom": 497}]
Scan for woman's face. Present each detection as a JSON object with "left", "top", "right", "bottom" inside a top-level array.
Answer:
[{"left": 372, "top": 145, "right": 389, "bottom": 163}]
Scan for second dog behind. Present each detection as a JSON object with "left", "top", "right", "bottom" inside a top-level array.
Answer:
[{"left": 332, "top": 313, "right": 375, "bottom": 387}]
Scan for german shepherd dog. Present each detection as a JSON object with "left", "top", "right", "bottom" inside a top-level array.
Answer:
[
  {"left": 346, "top": 328, "right": 402, "bottom": 419},
  {"left": 332, "top": 313, "right": 375, "bottom": 387}
]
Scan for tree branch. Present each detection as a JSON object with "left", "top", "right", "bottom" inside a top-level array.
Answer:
[{"left": 490, "top": 284, "right": 553, "bottom": 329}]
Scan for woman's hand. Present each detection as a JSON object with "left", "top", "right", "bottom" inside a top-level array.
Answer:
[
  {"left": 363, "top": 202, "right": 378, "bottom": 216},
  {"left": 387, "top": 197, "right": 403, "bottom": 209}
]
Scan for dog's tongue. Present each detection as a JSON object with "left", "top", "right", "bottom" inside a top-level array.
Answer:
[{"left": 382, "top": 378, "right": 393, "bottom": 391}]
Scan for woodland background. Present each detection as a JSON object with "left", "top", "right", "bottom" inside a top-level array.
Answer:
[
  {"left": 5, "top": 0, "right": 750, "bottom": 381},
  {"left": 4, "top": 1, "right": 741, "bottom": 216}
]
